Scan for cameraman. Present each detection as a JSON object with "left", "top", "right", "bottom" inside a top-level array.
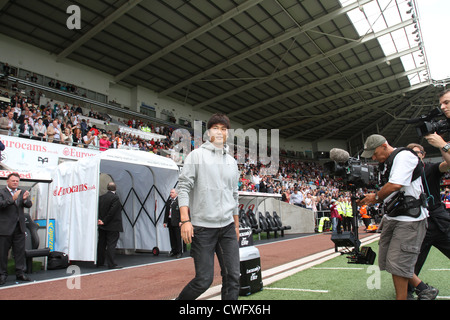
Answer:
[
  {"left": 358, "top": 134, "right": 428, "bottom": 300},
  {"left": 439, "top": 89, "right": 450, "bottom": 119},
  {"left": 400, "top": 89, "right": 450, "bottom": 299},
  {"left": 406, "top": 140, "right": 449, "bottom": 299}
]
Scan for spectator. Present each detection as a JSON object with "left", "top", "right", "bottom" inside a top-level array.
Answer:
[
  {"left": 99, "top": 134, "right": 111, "bottom": 151},
  {"left": 34, "top": 118, "right": 47, "bottom": 139},
  {"left": 18, "top": 119, "right": 34, "bottom": 138},
  {"left": 0, "top": 111, "right": 17, "bottom": 135},
  {"left": 47, "top": 119, "right": 61, "bottom": 143},
  {"left": 251, "top": 171, "right": 261, "bottom": 192},
  {"left": 61, "top": 127, "right": 73, "bottom": 145},
  {"left": 72, "top": 127, "right": 83, "bottom": 146},
  {"left": 289, "top": 188, "right": 304, "bottom": 207},
  {"left": 89, "top": 125, "right": 99, "bottom": 137},
  {"left": 80, "top": 119, "right": 88, "bottom": 136},
  {"left": 281, "top": 187, "right": 290, "bottom": 203},
  {"left": 83, "top": 131, "right": 96, "bottom": 149},
  {"left": 304, "top": 192, "right": 313, "bottom": 209}
]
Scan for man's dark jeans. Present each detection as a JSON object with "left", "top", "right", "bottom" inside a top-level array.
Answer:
[{"left": 177, "top": 222, "right": 240, "bottom": 300}]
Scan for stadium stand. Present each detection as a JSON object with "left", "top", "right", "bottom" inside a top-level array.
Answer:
[{"left": 0, "top": 60, "right": 381, "bottom": 232}]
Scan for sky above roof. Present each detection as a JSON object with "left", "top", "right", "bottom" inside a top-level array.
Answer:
[
  {"left": 339, "top": 0, "right": 448, "bottom": 82},
  {"left": 416, "top": 0, "right": 449, "bottom": 80}
]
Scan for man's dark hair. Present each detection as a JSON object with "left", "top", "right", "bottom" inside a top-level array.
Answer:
[
  {"left": 7, "top": 172, "right": 20, "bottom": 180},
  {"left": 439, "top": 89, "right": 450, "bottom": 98},
  {"left": 406, "top": 143, "right": 424, "bottom": 153},
  {"left": 207, "top": 113, "right": 230, "bottom": 130},
  {"left": 107, "top": 182, "right": 116, "bottom": 191}
]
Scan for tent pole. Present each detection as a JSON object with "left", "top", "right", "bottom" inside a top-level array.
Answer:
[{"left": 44, "top": 183, "right": 50, "bottom": 271}]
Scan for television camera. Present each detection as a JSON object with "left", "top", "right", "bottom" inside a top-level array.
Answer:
[
  {"left": 324, "top": 148, "right": 378, "bottom": 189},
  {"left": 407, "top": 107, "right": 450, "bottom": 137},
  {"left": 324, "top": 148, "right": 378, "bottom": 265}
]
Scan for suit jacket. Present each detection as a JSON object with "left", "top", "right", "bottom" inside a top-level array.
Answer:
[
  {"left": 0, "top": 117, "right": 16, "bottom": 134},
  {"left": 0, "top": 187, "right": 32, "bottom": 236},
  {"left": 164, "top": 197, "right": 180, "bottom": 227},
  {"left": 98, "top": 191, "right": 123, "bottom": 232}
]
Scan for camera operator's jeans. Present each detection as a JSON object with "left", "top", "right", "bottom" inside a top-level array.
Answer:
[{"left": 177, "top": 222, "right": 240, "bottom": 300}]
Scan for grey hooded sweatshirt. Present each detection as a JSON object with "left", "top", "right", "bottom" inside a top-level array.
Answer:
[{"left": 177, "top": 140, "right": 240, "bottom": 228}]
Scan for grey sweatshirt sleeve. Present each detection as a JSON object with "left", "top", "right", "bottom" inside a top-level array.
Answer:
[
  {"left": 233, "top": 166, "right": 239, "bottom": 216},
  {"left": 177, "top": 152, "right": 196, "bottom": 208}
]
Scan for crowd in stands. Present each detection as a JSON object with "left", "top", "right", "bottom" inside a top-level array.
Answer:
[
  {"left": 0, "top": 71, "right": 373, "bottom": 217},
  {"left": 0, "top": 89, "right": 177, "bottom": 154},
  {"left": 238, "top": 159, "right": 348, "bottom": 214},
  {"left": 0, "top": 83, "right": 358, "bottom": 214}
]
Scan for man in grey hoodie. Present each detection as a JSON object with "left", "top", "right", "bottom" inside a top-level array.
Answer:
[{"left": 176, "top": 113, "right": 241, "bottom": 300}]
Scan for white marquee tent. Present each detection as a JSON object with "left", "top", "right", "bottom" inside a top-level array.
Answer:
[{"left": 47, "top": 149, "right": 179, "bottom": 261}]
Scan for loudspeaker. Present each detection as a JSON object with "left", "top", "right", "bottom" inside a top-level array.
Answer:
[{"left": 331, "top": 231, "right": 360, "bottom": 248}]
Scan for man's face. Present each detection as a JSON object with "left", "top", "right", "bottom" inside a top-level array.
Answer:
[
  {"left": 170, "top": 189, "right": 177, "bottom": 199},
  {"left": 440, "top": 92, "right": 450, "bottom": 118},
  {"left": 371, "top": 143, "right": 389, "bottom": 163},
  {"left": 7, "top": 176, "right": 20, "bottom": 190},
  {"left": 208, "top": 123, "right": 228, "bottom": 146}
]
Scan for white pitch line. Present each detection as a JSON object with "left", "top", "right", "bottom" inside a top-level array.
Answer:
[
  {"left": 312, "top": 267, "right": 364, "bottom": 270},
  {"left": 428, "top": 269, "right": 450, "bottom": 271},
  {"left": 265, "top": 287, "right": 329, "bottom": 293}
]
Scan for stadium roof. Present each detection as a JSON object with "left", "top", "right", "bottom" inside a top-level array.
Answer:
[{"left": 0, "top": 0, "right": 448, "bottom": 156}]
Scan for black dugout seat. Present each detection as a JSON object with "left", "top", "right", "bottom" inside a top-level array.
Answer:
[
  {"left": 24, "top": 214, "right": 51, "bottom": 273},
  {"left": 258, "top": 211, "right": 279, "bottom": 238}
]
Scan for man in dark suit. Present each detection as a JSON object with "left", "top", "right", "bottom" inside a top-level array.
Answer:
[
  {"left": 0, "top": 173, "right": 33, "bottom": 285},
  {"left": 97, "top": 182, "right": 123, "bottom": 269},
  {"left": 163, "top": 189, "right": 182, "bottom": 258}
]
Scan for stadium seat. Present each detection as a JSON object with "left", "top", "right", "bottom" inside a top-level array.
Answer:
[
  {"left": 240, "top": 209, "right": 261, "bottom": 234},
  {"left": 246, "top": 209, "right": 260, "bottom": 231},
  {"left": 24, "top": 214, "right": 50, "bottom": 273},
  {"left": 258, "top": 211, "right": 278, "bottom": 238},
  {"left": 272, "top": 211, "right": 291, "bottom": 236},
  {"left": 264, "top": 211, "right": 282, "bottom": 238},
  {"left": 239, "top": 209, "right": 250, "bottom": 228},
  {"left": 239, "top": 209, "right": 246, "bottom": 226}
]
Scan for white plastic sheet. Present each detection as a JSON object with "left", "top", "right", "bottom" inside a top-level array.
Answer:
[{"left": 48, "top": 149, "right": 179, "bottom": 261}]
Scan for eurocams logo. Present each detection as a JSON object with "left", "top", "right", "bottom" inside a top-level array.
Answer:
[
  {"left": 62, "top": 147, "right": 97, "bottom": 158},
  {"left": 53, "top": 183, "right": 96, "bottom": 196}
]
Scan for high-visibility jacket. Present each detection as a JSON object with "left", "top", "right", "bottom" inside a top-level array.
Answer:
[
  {"left": 337, "top": 201, "right": 346, "bottom": 216},
  {"left": 360, "top": 205, "right": 370, "bottom": 219},
  {"left": 318, "top": 217, "right": 330, "bottom": 233},
  {"left": 345, "top": 202, "right": 353, "bottom": 218}
]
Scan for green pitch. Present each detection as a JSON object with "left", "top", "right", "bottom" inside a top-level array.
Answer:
[{"left": 240, "top": 241, "right": 449, "bottom": 300}]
